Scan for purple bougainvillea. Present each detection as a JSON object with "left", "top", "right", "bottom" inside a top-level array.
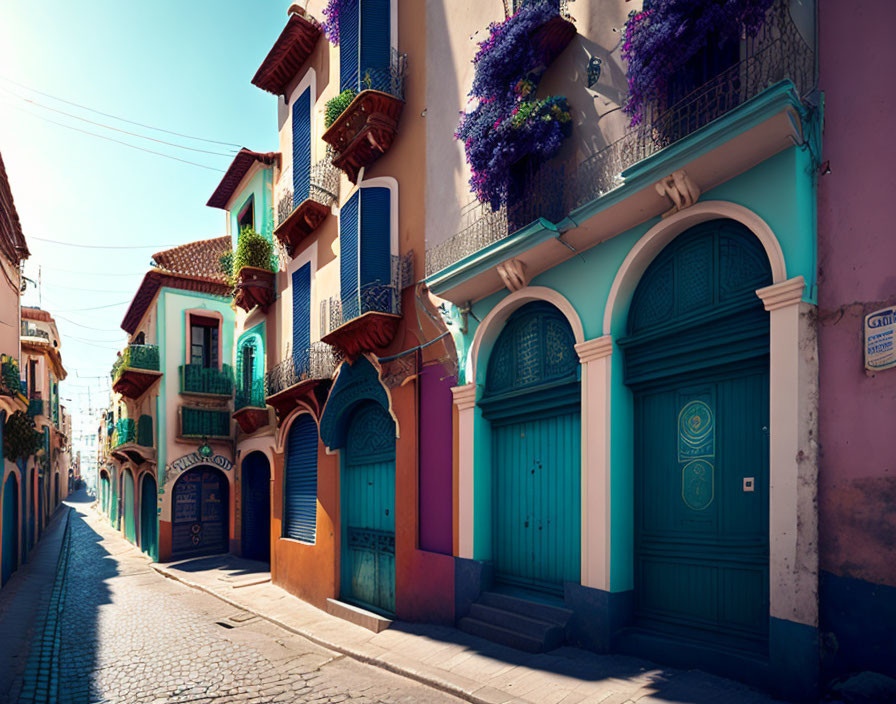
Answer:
[
  {"left": 321, "top": 0, "right": 352, "bottom": 45},
  {"left": 457, "top": 0, "right": 573, "bottom": 208},
  {"left": 622, "top": 0, "right": 775, "bottom": 125}
]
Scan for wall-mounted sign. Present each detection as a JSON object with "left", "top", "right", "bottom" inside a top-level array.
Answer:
[
  {"left": 865, "top": 307, "right": 896, "bottom": 371},
  {"left": 166, "top": 451, "right": 233, "bottom": 477}
]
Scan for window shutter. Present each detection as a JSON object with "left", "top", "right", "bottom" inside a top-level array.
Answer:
[
  {"left": 284, "top": 414, "right": 318, "bottom": 543},
  {"left": 340, "top": 191, "right": 360, "bottom": 319},
  {"left": 292, "top": 264, "right": 311, "bottom": 375},
  {"left": 360, "top": 187, "right": 391, "bottom": 295},
  {"left": 292, "top": 87, "right": 312, "bottom": 205},
  {"left": 339, "top": 0, "right": 361, "bottom": 92},
  {"left": 360, "top": 0, "right": 390, "bottom": 90}
]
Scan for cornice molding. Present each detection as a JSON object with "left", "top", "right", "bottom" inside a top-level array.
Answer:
[
  {"left": 451, "top": 383, "right": 477, "bottom": 411},
  {"left": 756, "top": 275, "right": 805, "bottom": 311},
  {"left": 575, "top": 335, "right": 613, "bottom": 364}
]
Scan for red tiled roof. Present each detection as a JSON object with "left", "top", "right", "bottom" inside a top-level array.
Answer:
[
  {"left": 122, "top": 237, "right": 233, "bottom": 334},
  {"left": 206, "top": 149, "right": 280, "bottom": 210},
  {"left": 251, "top": 12, "right": 322, "bottom": 96},
  {"left": 0, "top": 152, "right": 29, "bottom": 264},
  {"left": 22, "top": 307, "right": 52, "bottom": 322}
]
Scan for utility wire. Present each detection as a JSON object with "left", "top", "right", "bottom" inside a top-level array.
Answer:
[
  {"left": 32, "top": 266, "right": 147, "bottom": 277},
  {"left": 0, "top": 102, "right": 226, "bottom": 173},
  {"left": 0, "top": 86, "right": 238, "bottom": 157},
  {"left": 55, "top": 300, "right": 130, "bottom": 313},
  {"left": 55, "top": 316, "right": 123, "bottom": 332},
  {"left": 29, "top": 236, "right": 178, "bottom": 250},
  {"left": 0, "top": 75, "right": 243, "bottom": 149}
]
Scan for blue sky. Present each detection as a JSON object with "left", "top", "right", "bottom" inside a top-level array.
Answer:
[{"left": 0, "top": 1, "right": 288, "bottom": 462}]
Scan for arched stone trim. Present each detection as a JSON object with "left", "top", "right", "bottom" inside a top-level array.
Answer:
[
  {"left": 602, "top": 201, "right": 788, "bottom": 336},
  {"left": 318, "top": 355, "right": 396, "bottom": 451},
  {"left": 468, "top": 286, "right": 585, "bottom": 384},
  {"left": 275, "top": 403, "right": 319, "bottom": 456}
]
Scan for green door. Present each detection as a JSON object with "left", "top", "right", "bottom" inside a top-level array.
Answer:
[
  {"left": 140, "top": 474, "right": 158, "bottom": 559},
  {"left": 342, "top": 402, "right": 395, "bottom": 614},
  {"left": 123, "top": 469, "right": 136, "bottom": 545},
  {"left": 623, "top": 219, "right": 773, "bottom": 652}
]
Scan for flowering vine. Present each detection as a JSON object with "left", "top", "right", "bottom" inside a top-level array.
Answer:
[
  {"left": 321, "top": 0, "right": 352, "bottom": 45},
  {"left": 457, "top": 0, "right": 574, "bottom": 209},
  {"left": 621, "top": 0, "right": 775, "bottom": 125}
]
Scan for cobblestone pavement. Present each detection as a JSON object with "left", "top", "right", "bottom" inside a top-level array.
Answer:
[{"left": 10, "top": 494, "right": 460, "bottom": 704}]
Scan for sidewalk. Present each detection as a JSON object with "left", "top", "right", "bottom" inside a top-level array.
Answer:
[
  {"left": 139, "top": 536, "right": 781, "bottom": 703},
  {"left": 0, "top": 500, "right": 71, "bottom": 702}
]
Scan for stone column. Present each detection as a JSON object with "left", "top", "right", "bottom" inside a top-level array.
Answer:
[
  {"left": 574, "top": 335, "right": 613, "bottom": 591},
  {"left": 451, "top": 383, "right": 477, "bottom": 559}
]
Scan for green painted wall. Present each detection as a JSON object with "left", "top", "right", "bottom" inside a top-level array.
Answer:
[{"left": 229, "top": 168, "right": 274, "bottom": 247}]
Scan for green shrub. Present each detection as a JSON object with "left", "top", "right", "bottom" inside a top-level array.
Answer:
[
  {"left": 219, "top": 250, "right": 234, "bottom": 279},
  {"left": 234, "top": 227, "right": 276, "bottom": 275},
  {"left": 1, "top": 356, "right": 20, "bottom": 395},
  {"left": 4, "top": 410, "right": 41, "bottom": 461},
  {"left": 324, "top": 88, "right": 357, "bottom": 127}
]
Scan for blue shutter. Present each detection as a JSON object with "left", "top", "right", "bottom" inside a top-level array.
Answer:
[
  {"left": 292, "top": 87, "right": 312, "bottom": 205},
  {"left": 360, "top": 0, "right": 390, "bottom": 91},
  {"left": 292, "top": 263, "right": 311, "bottom": 375},
  {"left": 360, "top": 187, "right": 391, "bottom": 308},
  {"left": 284, "top": 414, "right": 318, "bottom": 543},
  {"left": 340, "top": 191, "right": 360, "bottom": 319},
  {"left": 339, "top": 0, "right": 360, "bottom": 92}
]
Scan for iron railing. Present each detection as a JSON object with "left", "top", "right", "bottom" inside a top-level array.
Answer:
[
  {"left": 179, "top": 364, "right": 234, "bottom": 396},
  {"left": 112, "top": 418, "right": 136, "bottom": 447},
  {"left": 111, "top": 344, "right": 160, "bottom": 382},
  {"left": 234, "top": 377, "right": 266, "bottom": 411},
  {"left": 264, "top": 342, "right": 337, "bottom": 398},
  {"left": 506, "top": 0, "right": 572, "bottom": 19},
  {"left": 341, "top": 48, "right": 407, "bottom": 102},
  {"left": 425, "top": 0, "right": 815, "bottom": 277},
  {"left": 181, "top": 407, "right": 231, "bottom": 438},
  {"left": 326, "top": 253, "right": 414, "bottom": 333},
  {"left": 277, "top": 159, "right": 340, "bottom": 229},
  {"left": 20, "top": 321, "right": 49, "bottom": 340}
]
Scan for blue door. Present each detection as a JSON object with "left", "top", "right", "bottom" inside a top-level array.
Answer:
[
  {"left": 241, "top": 452, "right": 271, "bottom": 561},
  {"left": 2, "top": 473, "right": 19, "bottom": 586},
  {"left": 140, "top": 474, "right": 158, "bottom": 560},
  {"left": 480, "top": 302, "right": 581, "bottom": 595},
  {"left": 622, "top": 220, "right": 772, "bottom": 652},
  {"left": 342, "top": 402, "right": 395, "bottom": 614}
]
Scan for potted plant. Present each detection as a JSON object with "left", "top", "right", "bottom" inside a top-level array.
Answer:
[{"left": 228, "top": 228, "right": 278, "bottom": 313}]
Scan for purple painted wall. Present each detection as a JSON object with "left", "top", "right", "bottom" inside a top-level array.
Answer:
[
  {"left": 419, "top": 362, "right": 455, "bottom": 555},
  {"left": 817, "top": 0, "right": 896, "bottom": 677}
]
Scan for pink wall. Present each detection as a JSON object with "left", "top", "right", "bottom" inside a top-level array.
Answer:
[{"left": 817, "top": 0, "right": 896, "bottom": 588}]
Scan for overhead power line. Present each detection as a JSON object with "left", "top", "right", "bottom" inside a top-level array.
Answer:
[
  {"left": 0, "top": 101, "right": 226, "bottom": 173},
  {"left": 0, "top": 74, "right": 243, "bottom": 149},
  {"left": 55, "top": 316, "right": 124, "bottom": 332},
  {"left": 55, "top": 300, "right": 131, "bottom": 313},
  {"left": 0, "top": 86, "right": 238, "bottom": 157},
  {"left": 30, "top": 236, "right": 178, "bottom": 250}
]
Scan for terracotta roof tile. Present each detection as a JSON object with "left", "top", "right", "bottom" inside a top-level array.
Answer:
[
  {"left": 252, "top": 11, "right": 322, "bottom": 96},
  {"left": 0, "top": 151, "right": 29, "bottom": 264},
  {"left": 207, "top": 149, "right": 280, "bottom": 210},
  {"left": 150, "top": 236, "right": 231, "bottom": 283},
  {"left": 22, "top": 307, "right": 52, "bottom": 322}
]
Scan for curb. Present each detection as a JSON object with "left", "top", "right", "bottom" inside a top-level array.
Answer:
[{"left": 149, "top": 563, "right": 495, "bottom": 704}]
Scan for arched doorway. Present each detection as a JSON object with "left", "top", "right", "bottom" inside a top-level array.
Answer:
[
  {"left": 140, "top": 474, "right": 157, "bottom": 559},
  {"left": 122, "top": 469, "right": 136, "bottom": 544},
  {"left": 37, "top": 474, "right": 44, "bottom": 538},
  {"left": 479, "top": 301, "right": 581, "bottom": 594},
  {"left": 620, "top": 219, "right": 772, "bottom": 653},
  {"left": 28, "top": 467, "right": 35, "bottom": 550},
  {"left": 241, "top": 452, "right": 270, "bottom": 562},
  {"left": 2, "top": 473, "right": 19, "bottom": 586},
  {"left": 171, "top": 467, "right": 229, "bottom": 559},
  {"left": 54, "top": 472, "right": 59, "bottom": 508},
  {"left": 100, "top": 471, "right": 110, "bottom": 515},
  {"left": 342, "top": 402, "right": 396, "bottom": 614}
]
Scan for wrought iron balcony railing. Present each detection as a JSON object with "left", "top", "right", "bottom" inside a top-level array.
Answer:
[
  {"left": 340, "top": 48, "right": 407, "bottom": 103},
  {"left": 112, "top": 418, "right": 136, "bottom": 448},
  {"left": 264, "top": 342, "right": 337, "bottom": 398},
  {"left": 111, "top": 344, "right": 160, "bottom": 382},
  {"left": 181, "top": 407, "right": 231, "bottom": 439},
  {"left": 425, "top": 0, "right": 814, "bottom": 277},
  {"left": 506, "top": 0, "right": 572, "bottom": 19},
  {"left": 20, "top": 321, "right": 49, "bottom": 341},
  {"left": 326, "top": 253, "right": 415, "bottom": 334},
  {"left": 276, "top": 159, "right": 340, "bottom": 229},
  {"left": 179, "top": 364, "right": 234, "bottom": 396},
  {"left": 235, "top": 377, "right": 266, "bottom": 411}
]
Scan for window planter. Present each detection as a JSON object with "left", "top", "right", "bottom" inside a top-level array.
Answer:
[
  {"left": 111, "top": 344, "right": 161, "bottom": 399},
  {"left": 321, "top": 52, "right": 407, "bottom": 184},
  {"left": 233, "top": 266, "right": 276, "bottom": 313}
]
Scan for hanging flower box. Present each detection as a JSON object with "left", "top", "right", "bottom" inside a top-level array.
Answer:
[{"left": 233, "top": 266, "right": 276, "bottom": 313}]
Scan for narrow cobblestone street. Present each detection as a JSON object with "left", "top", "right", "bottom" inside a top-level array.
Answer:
[{"left": 7, "top": 493, "right": 461, "bottom": 704}]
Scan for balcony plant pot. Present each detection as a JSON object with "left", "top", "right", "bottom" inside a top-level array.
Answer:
[{"left": 233, "top": 266, "right": 276, "bottom": 313}]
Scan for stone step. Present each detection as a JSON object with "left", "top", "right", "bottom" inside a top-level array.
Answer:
[
  {"left": 325, "top": 598, "right": 392, "bottom": 633},
  {"left": 457, "top": 616, "right": 552, "bottom": 653},
  {"left": 479, "top": 591, "right": 574, "bottom": 627},
  {"left": 468, "top": 602, "right": 564, "bottom": 647}
]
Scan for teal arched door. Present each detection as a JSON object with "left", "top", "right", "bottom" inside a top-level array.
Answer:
[
  {"left": 100, "top": 472, "right": 109, "bottom": 515},
  {"left": 122, "top": 469, "right": 136, "bottom": 545},
  {"left": 341, "top": 402, "right": 395, "bottom": 614},
  {"left": 480, "top": 302, "right": 581, "bottom": 594},
  {"left": 2, "top": 473, "right": 19, "bottom": 586},
  {"left": 140, "top": 474, "right": 158, "bottom": 560},
  {"left": 621, "top": 219, "right": 772, "bottom": 653}
]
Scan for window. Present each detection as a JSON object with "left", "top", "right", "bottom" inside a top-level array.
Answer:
[
  {"left": 292, "top": 264, "right": 311, "bottom": 371},
  {"left": 28, "top": 359, "right": 37, "bottom": 397},
  {"left": 284, "top": 414, "right": 318, "bottom": 543},
  {"left": 339, "top": 187, "right": 391, "bottom": 320},
  {"left": 189, "top": 316, "right": 219, "bottom": 369},
  {"left": 240, "top": 343, "right": 255, "bottom": 391},
  {"left": 339, "top": 0, "right": 391, "bottom": 93},
  {"left": 133, "top": 331, "right": 145, "bottom": 345},
  {"left": 292, "top": 88, "right": 312, "bottom": 206},
  {"left": 237, "top": 195, "right": 255, "bottom": 231}
]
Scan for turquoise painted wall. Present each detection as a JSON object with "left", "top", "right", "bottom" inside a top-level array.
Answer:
[
  {"left": 229, "top": 168, "right": 274, "bottom": 248},
  {"left": 459, "top": 145, "right": 817, "bottom": 592}
]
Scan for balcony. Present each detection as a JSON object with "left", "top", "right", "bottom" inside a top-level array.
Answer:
[
  {"left": 264, "top": 342, "right": 337, "bottom": 420},
  {"left": 274, "top": 159, "right": 339, "bottom": 257},
  {"left": 0, "top": 355, "right": 27, "bottom": 414},
  {"left": 321, "top": 50, "right": 407, "bottom": 184},
  {"left": 180, "top": 407, "right": 231, "bottom": 440},
  {"left": 233, "top": 378, "right": 269, "bottom": 435},
  {"left": 112, "top": 418, "right": 136, "bottom": 448},
  {"left": 20, "top": 321, "right": 49, "bottom": 341},
  {"left": 111, "top": 344, "right": 161, "bottom": 399},
  {"left": 425, "top": 0, "right": 814, "bottom": 285},
  {"left": 27, "top": 395, "right": 43, "bottom": 418},
  {"left": 322, "top": 253, "right": 414, "bottom": 360},
  {"left": 233, "top": 266, "right": 277, "bottom": 313},
  {"left": 179, "top": 364, "right": 234, "bottom": 397}
]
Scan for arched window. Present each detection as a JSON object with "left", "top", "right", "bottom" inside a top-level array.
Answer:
[{"left": 284, "top": 414, "right": 318, "bottom": 543}]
